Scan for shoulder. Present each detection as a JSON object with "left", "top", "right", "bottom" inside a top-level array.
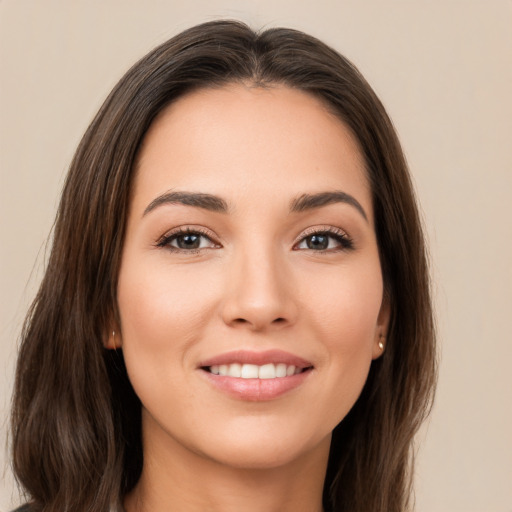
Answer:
[{"left": 11, "top": 505, "right": 33, "bottom": 512}]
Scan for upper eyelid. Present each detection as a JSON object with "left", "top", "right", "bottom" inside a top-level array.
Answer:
[{"left": 295, "top": 225, "right": 349, "bottom": 241}]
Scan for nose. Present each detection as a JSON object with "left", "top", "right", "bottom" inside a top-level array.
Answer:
[{"left": 220, "top": 243, "right": 299, "bottom": 332}]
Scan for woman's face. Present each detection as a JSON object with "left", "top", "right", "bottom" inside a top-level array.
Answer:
[{"left": 117, "top": 84, "right": 388, "bottom": 470}]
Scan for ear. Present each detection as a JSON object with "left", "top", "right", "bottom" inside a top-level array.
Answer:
[
  {"left": 372, "top": 295, "right": 391, "bottom": 360},
  {"left": 104, "top": 327, "right": 122, "bottom": 350}
]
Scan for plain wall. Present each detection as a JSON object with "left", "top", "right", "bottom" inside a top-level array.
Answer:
[{"left": 1, "top": 1, "right": 511, "bottom": 511}]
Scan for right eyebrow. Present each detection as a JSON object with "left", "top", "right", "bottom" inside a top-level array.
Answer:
[{"left": 143, "top": 191, "right": 230, "bottom": 217}]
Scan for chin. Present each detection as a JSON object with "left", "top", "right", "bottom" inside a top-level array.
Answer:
[
  {"left": 185, "top": 415, "right": 333, "bottom": 471},
  {"left": 199, "top": 437, "right": 325, "bottom": 470}
]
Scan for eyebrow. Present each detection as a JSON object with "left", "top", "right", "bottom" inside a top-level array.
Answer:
[
  {"left": 290, "top": 191, "right": 368, "bottom": 221},
  {"left": 143, "top": 190, "right": 368, "bottom": 221},
  {"left": 144, "top": 191, "right": 229, "bottom": 216}
]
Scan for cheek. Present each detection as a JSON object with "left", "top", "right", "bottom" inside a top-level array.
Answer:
[
  {"left": 305, "top": 259, "right": 383, "bottom": 347},
  {"left": 304, "top": 260, "right": 383, "bottom": 412},
  {"left": 115, "top": 260, "right": 226, "bottom": 449},
  {"left": 116, "top": 258, "right": 218, "bottom": 390},
  {"left": 118, "top": 258, "right": 215, "bottom": 340}
]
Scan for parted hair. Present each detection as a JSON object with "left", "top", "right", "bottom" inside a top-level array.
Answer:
[{"left": 11, "top": 19, "right": 436, "bottom": 512}]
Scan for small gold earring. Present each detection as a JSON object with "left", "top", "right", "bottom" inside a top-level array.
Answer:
[{"left": 378, "top": 335, "right": 385, "bottom": 350}]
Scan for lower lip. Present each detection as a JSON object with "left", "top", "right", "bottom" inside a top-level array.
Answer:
[{"left": 200, "top": 369, "right": 312, "bottom": 401}]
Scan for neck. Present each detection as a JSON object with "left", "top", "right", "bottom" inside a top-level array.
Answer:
[{"left": 124, "top": 417, "right": 330, "bottom": 512}]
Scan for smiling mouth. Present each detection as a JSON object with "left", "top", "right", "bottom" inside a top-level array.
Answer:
[
  {"left": 198, "top": 351, "right": 314, "bottom": 400},
  {"left": 202, "top": 363, "right": 313, "bottom": 379}
]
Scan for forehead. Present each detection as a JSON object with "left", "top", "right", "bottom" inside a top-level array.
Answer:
[{"left": 132, "top": 83, "right": 372, "bottom": 221}]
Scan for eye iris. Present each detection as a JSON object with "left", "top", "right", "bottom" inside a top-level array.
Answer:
[
  {"left": 177, "top": 234, "right": 201, "bottom": 249},
  {"left": 308, "top": 234, "right": 328, "bottom": 250}
]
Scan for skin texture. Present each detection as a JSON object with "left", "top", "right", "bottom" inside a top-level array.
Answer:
[{"left": 116, "top": 84, "right": 389, "bottom": 512}]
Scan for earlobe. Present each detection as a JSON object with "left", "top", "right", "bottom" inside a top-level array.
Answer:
[
  {"left": 372, "top": 333, "right": 386, "bottom": 359},
  {"left": 372, "top": 296, "right": 390, "bottom": 360},
  {"left": 104, "top": 329, "right": 122, "bottom": 349}
]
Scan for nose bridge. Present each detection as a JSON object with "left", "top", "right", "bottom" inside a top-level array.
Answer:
[{"left": 221, "top": 232, "right": 297, "bottom": 331}]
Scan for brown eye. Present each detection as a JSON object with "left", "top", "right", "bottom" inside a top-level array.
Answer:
[
  {"left": 157, "top": 228, "right": 218, "bottom": 253},
  {"left": 296, "top": 229, "right": 354, "bottom": 252},
  {"left": 306, "top": 234, "right": 330, "bottom": 250},
  {"left": 174, "top": 233, "right": 202, "bottom": 249}
]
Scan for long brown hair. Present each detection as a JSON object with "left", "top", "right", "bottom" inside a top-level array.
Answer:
[{"left": 11, "top": 20, "right": 436, "bottom": 512}]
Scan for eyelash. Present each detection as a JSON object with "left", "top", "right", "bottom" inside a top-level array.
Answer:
[{"left": 156, "top": 226, "right": 354, "bottom": 255}]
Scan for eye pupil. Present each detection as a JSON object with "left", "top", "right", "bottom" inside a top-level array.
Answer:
[
  {"left": 178, "top": 234, "right": 200, "bottom": 249},
  {"left": 308, "top": 234, "right": 328, "bottom": 250}
]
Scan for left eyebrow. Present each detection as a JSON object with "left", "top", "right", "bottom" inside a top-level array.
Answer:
[
  {"left": 143, "top": 189, "right": 368, "bottom": 222},
  {"left": 290, "top": 191, "right": 368, "bottom": 222}
]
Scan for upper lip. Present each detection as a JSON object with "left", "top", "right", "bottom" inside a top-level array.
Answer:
[{"left": 198, "top": 350, "right": 313, "bottom": 369}]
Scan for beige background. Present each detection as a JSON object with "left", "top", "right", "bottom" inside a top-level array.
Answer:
[{"left": 1, "top": 1, "right": 511, "bottom": 511}]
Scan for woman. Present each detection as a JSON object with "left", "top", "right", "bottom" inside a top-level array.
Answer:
[{"left": 10, "top": 19, "right": 436, "bottom": 512}]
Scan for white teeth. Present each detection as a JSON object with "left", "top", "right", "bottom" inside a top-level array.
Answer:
[
  {"left": 241, "top": 364, "right": 259, "bottom": 378},
  {"left": 227, "top": 363, "right": 242, "bottom": 377},
  {"left": 276, "top": 363, "right": 287, "bottom": 378},
  {"left": 258, "top": 363, "right": 276, "bottom": 379},
  {"left": 210, "top": 363, "right": 304, "bottom": 379}
]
